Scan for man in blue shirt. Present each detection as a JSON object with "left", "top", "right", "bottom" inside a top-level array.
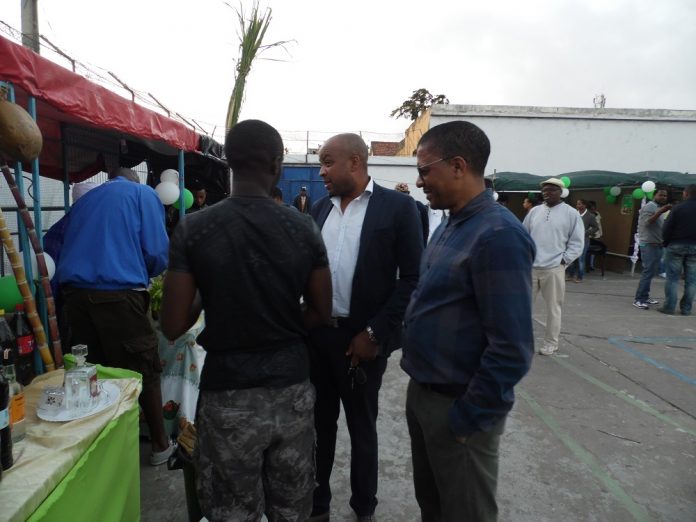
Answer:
[
  {"left": 401, "top": 121, "right": 535, "bottom": 521},
  {"left": 57, "top": 167, "right": 174, "bottom": 465}
]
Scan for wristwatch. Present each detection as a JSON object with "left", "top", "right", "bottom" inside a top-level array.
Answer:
[{"left": 365, "top": 325, "right": 378, "bottom": 344}]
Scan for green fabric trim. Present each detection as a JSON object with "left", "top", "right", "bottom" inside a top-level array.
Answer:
[
  {"left": 27, "top": 362, "right": 143, "bottom": 521},
  {"left": 63, "top": 354, "right": 143, "bottom": 381},
  {"left": 27, "top": 402, "right": 141, "bottom": 521}
]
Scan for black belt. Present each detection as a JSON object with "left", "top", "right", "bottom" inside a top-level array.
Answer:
[
  {"left": 419, "top": 382, "right": 468, "bottom": 397},
  {"left": 329, "top": 317, "right": 351, "bottom": 328}
]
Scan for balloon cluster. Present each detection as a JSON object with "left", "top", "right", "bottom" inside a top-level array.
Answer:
[
  {"left": 155, "top": 169, "right": 193, "bottom": 209},
  {"left": 560, "top": 176, "right": 571, "bottom": 199},
  {"left": 602, "top": 180, "right": 657, "bottom": 204}
]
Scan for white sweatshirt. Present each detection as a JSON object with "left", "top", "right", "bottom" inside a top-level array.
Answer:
[{"left": 523, "top": 202, "right": 585, "bottom": 269}]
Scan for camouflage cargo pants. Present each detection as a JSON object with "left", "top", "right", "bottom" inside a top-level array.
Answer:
[{"left": 195, "top": 380, "right": 316, "bottom": 522}]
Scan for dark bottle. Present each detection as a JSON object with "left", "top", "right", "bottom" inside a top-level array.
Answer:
[
  {"left": 0, "top": 364, "right": 12, "bottom": 473},
  {"left": 11, "top": 304, "right": 36, "bottom": 386}
]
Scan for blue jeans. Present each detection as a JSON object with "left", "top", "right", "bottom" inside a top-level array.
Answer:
[
  {"left": 634, "top": 244, "right": 663, "bottom": 302},
  {"left": 663, "top": 243, "right": 696, "bottom": 315},
  {"left": 568, "top": 240, "right": 589, "bottom": 280}
]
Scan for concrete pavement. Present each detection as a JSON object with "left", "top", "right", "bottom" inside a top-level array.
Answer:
[{"left": 140, "top": 271, "right": 696, "bottom": 521}]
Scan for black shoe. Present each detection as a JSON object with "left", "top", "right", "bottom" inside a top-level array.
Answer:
[{"left": 657, "top": 307, "right": 676, "bottom": 315}]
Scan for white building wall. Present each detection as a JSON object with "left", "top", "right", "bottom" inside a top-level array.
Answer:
[{"left": 431, "top": 105, "right": 696, "bottom": 177}]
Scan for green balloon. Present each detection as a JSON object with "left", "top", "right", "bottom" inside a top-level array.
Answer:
[
  {"left": 646, "top": 191, "right": 654, "bottom": 200},
  {"left": 0, "top": 275, "right": 23, "bottom": 312},
  {"left": 603, "top": 187, "right": 611, "bottom": 195},
  {"left": 560, "top": 176, "right": 571, "bottom": 188},
  {"left": 173, "top": 188, "right": 194, "bottom": 210},
  {"left": 632, "top": 188, "right": 645, "bottom": 200},
  {"left": 606, "top": 194, "right": 617, "bottom": 204}
]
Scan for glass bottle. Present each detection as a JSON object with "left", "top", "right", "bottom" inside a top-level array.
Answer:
[
  {"left": 3, "top": 364, "right": 25, "bottom": 443},
  {"left": 64, "top": 344, "right": 98, "bottom": 414},
  {"left": 11, "top": 304, "right": 36, "bottom": 386},
  {"left": 0, "top": 366, "right": 12, "bottom": 472}
]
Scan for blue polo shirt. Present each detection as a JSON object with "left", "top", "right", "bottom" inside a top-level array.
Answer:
[
  {"left": 57, "top": 177, "right": 168, "bottom": 290},
  {"left": 401, "top": 190, "right": 535, "bottom": 437}
]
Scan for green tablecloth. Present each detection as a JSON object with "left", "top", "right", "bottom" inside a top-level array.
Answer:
[{"left": 0, "top": 365, "right": 142, "bottom": 522}]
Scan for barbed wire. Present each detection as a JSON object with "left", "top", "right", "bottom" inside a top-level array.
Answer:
[{"left": 0, "top": 20, "right": 406, "bottom": 154}]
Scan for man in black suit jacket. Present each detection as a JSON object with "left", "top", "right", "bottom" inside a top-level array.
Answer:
[
  {"left": 293, "top": 186, "right": 312, "bottom": 213},
  {"left": 308, "top": 134, "right": 423, "bottom": 522}
]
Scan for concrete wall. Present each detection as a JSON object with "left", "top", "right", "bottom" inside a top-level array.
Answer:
[{"left": 428, "top": 104, "right": 696, "bottom": 177}]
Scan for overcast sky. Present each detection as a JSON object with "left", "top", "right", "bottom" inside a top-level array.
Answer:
[{"left": 1, "top": 0, "right": 695, "bottom": 150}]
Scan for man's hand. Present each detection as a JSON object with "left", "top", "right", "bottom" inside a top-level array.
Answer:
[
  {"left": 660, "top": 204, "right": 673, "bottom": 213},
  {"left": 346, "top": 330, "right": 379, "bottom": 366}
]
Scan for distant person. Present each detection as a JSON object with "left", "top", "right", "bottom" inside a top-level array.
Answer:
[
  {"left": 566, "top": 198, "right": 598, "bottom": 283},
  {"left": 308, "top": 133, "right": 423, "bottom": 521},
  {"left": 523, "top": 193, "right": 542, "bottom": 214},
  {"left": 191, "top": 187, "right": 208, "bottom": 212},
  {"left": 57, "top": 167, "right": 174, "bottom": 465},
  {"left": 270, "top": 186, "right": 284, "bottom": 204},
  {"left": 161, "top": 120, "right": 332, "bottom": 520},
  {"left": 271, "top": 186, "right": 298, "bottom": 210},
  {"left": 587, "top": 200, "right": 604, "bottom": 271},
  {"left": 523, "top": 178, "right": 584, "bottom": 355},
  {"left": 660, "top": 184, "right": 696, "bottom": 315},
  {"left": 633, "top": 189, "right": 671, "bottom": 310},
  {"left": 401, "top": 121, "right": 535, "bottom": 522},
  {"left": 293, "top": 186, "right": 312, "bottom": 213},
  {"left": 523, "top": 196, "right": 535, "bottom": 213},
  {"left": 395, "top": 181, "right": 430, "bottom": 246}
]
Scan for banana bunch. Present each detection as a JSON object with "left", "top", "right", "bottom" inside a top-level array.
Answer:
[{"left": 177, "top": 416, "right": 197, "bottom": 456}]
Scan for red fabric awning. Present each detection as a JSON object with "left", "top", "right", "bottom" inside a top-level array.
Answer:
[{"left": 0, "top": 35, "right": 200, "bottom": 164}]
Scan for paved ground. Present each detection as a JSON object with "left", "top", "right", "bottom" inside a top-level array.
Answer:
[{"left": 140, "top": 271, "right": 696, "bottom": 521}]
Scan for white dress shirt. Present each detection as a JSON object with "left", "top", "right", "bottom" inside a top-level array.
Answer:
[
  {"left": 321, "top": 178, "right": 374, "bottom": 316},
  {"left": 427, "top": 205, "right": 446, "bottom": 242}
]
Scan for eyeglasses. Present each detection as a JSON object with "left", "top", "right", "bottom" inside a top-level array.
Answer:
[{"left": 416, "top": 157, "right": 453, "bottom": 178}]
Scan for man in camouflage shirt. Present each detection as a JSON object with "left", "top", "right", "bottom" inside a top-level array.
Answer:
[{"left": 161, "top": 120, "right": 332, "bottom": 521}]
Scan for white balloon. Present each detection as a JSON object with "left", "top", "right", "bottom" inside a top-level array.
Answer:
[
  {"left": 155, "top": 182, "right": 180, "bottom": 205},
  {"left": 493, "top": 191, "right": 499, "bottom": 201},
  {"left": 609, "top": 186, "right": 621, "bottom": 196},
  {"left": 23, "top": 251, "right": 56, "bottom": 281},
  {"left": 641, "top": 180, "right": 656, "bottom": 193},
  {"left": 561, "top": 188, "right": 569, "bottom": 198},
  {"left": 160, "top": 169, "right": 180, "bottom": 184}
]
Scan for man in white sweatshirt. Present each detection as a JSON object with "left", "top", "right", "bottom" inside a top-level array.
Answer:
[{"left": 523, "top": 178, "right": 584, "bottom": 355}]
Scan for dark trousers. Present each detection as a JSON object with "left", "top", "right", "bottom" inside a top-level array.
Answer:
[
  {"left": 309, "top": 325, "right": 388, "bottom": 517},
  {"left": 62, "top": 287, "right": 161, "bottom": 388},
  {"left": 406, "top": 379, "right": 505, "bottom": 522}
]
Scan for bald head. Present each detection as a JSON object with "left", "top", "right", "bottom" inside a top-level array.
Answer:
[{"left": 325, "top": 133, "right": 369, "bottom": 169}]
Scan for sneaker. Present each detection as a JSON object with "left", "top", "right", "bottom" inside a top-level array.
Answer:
[
  {"left": 150, "top": 440, "right": 178, "bottom": 466},
  {"left": 539, "top": 344, "right": 558, "bottom": 356},
  {"left": 646, "top": 298, "right": 659, "bottom": 305},
  {"left": 658, "top": 272, "right": 666, "bottom": 278},
  {"left": 633, "top": 301, "right": 649, "bottom": 310}
]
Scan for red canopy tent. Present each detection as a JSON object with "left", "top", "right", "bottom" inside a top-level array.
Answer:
[{"left": 0, "top": 34, "right": 204, "bottom": 183}]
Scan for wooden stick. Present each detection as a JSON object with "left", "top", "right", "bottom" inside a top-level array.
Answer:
[{"left": 0, "top": 159, "right": 61, "bottom": 368}]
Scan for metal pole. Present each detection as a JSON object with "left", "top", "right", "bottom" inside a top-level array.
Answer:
[
  {"left": 28, "top": 96, "right": 43, "bottom": 249},
  {"left": 178, "top": 150, "right": 185, "bottom": 220},
  {"left": 20, "top": 0, "right": 40, "bottom": 54},
  {"left": 61, "top": 124, "right": 70, "bottom": 212}
]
